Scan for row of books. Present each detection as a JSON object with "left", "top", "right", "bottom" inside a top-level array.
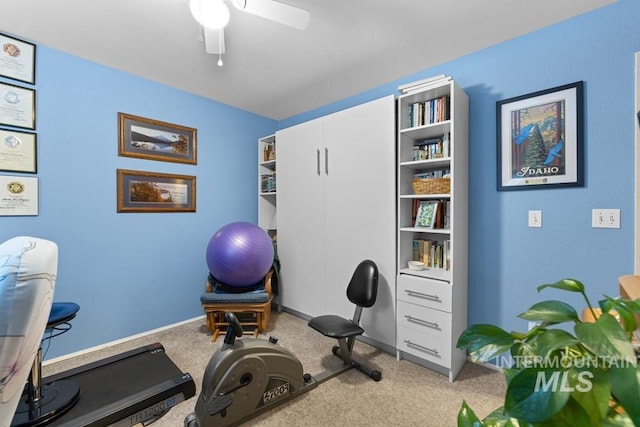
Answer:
[
  {"left": 260, "top": 172, "right": 276, "bottom": 193},
  {"left": 412, "top": 199, "right": 450, "bottom": 229},
  {"left": 414, "top": 169, "right": 450, "bottom": 180},
  {"left": 407, "top": 95, "right": 450, "bottom": 128},
  {"left": 413, "top": 133, "right": 450, "bottom": 161},
  {"left": 412, "top": 239, "right": 451, "bottom": 270}
]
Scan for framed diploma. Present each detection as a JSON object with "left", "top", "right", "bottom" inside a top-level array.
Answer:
[
  {"left": 0, "top": 129, "right": 36, "bottom": 173},
  {"left": 0, "top": 33, "right": 36, "bottom": 84},
  {"left": 0, "top": 82, "right": 35, "bottom": 130},
  {"left": 0, "top": 175, "right": 38, "bottom": 216}
]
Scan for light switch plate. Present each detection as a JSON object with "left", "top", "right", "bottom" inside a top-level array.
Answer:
[{"left": 592, "top": 209, "right": 620, "bottom": 228}]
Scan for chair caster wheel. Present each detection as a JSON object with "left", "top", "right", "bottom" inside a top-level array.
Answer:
[{"left": 370, "top": 370, "right": 382, "bottom": 382}]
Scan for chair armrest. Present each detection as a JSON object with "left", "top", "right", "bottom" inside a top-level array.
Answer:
[{"left": 264, "top": 269, "right": 273, "bottom": 295}]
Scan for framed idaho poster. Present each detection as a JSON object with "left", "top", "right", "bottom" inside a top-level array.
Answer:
[{"left": 497, "top": 81, "right": 584, "bottom": 191}]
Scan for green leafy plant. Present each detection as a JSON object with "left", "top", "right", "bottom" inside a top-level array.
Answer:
[{"left": 457, "top": 278, "right": 640, "bottom": 426}]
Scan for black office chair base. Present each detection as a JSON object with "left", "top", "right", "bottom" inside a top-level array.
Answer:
[
  {"left": 12, "top": 380, "right": 80, "bottom": 426},
  {"left": 331, "top": 345, "right": 382, "bottom": 382}
]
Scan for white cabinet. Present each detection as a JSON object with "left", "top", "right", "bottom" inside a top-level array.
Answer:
[
  {"left": 258, "top": 135, "right": 277, "bottom": 235},
  {"left": 396, "top": 77, "right": 468, "bottom": 381},
  {"left": 276, "top": 95, "right": 396, "bottom": 348}
]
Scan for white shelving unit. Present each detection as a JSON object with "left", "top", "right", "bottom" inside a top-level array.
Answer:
[
  {"left": 395, "top": 77, "right": 469, "bottom": 381},
  {"left": 258, "top": 134, "right": 277, "bottom": 235}
]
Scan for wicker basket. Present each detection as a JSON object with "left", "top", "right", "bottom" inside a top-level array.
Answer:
[{"left": 413, "top": 177, "right": 450, "bottom": 194}]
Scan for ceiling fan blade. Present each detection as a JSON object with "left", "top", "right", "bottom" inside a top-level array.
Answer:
[
  {"left": 204, "top": 27, "right": 226, "bottom": 54},
  {"left": 232, "top": 0, "right": 310, "bottom": 30}
]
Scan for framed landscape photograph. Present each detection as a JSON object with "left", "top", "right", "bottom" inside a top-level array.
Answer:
[
  {"left": 0, "top": 128, "right": 36, "bottom": 173},
  {"left": 0, "top": 82, "right": 35, "bottom": 130},
  {"left": 497, "top": 81, "right": 584, "bottom": 191},
  {"left": 118, "top": 113, "right": 197, "bottom": 164},
  {"left": 117, "top": 169, "right": 196, "bottom": 213},
  {"left": 0, "top": 32, "right": 36, "bottom": 84}
]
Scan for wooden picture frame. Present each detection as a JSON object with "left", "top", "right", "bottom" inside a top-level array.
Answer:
[
  {"left": 0, "top": 128, "right": 36, "bottom": 173},
  {"left": 0, "top": 82, "right": 35, "bottom": 130},
  {"left": 0, "top": 32, "right": 36, "bottom": 84},
  {"left": 117, "top": 169, "right": 196, "bottom": 213},
  {"left": 497, "top": 81, "right": 584, "bottom": 191},
  {"left": 118, "top": 113, "right": 197, "bottom": 164}
]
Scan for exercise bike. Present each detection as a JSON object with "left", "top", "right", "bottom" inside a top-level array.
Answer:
[{"left": 184, "top": 260, "right": 382, "bottom": 427}]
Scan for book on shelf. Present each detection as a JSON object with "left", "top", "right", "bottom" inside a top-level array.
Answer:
[
  {"left": 411, "top": 238, "right": 451, "bottom": 270},
  {"left": 412, "top": 133, "right": 450, "bottom": 161},
  {"left": 411, "top": 198, "right": 449, "bottom": 230},
  {"left": 406, "top": 96, "right": 451, "bottom": 128},
  {"left": 260, "top": 172, "right": 276, "bottom": 193}
]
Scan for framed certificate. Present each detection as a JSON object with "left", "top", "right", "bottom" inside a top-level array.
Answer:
[
  {"left": 0, "top": 129, "right": 36, "bottom": 173},
  {"left": 0, "top": 33, "right": 36, "bottom": 84},
  {"left": 0, "top": 82, "right": 35, "bottom": 130},
  {"left": 0, "top": 175, "right": 38, "bottom": 216}
]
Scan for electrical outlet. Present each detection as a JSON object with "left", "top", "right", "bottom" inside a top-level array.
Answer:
[
  {"left": 592, "top": 209, "right": 620, "bottom": 228},
  {"left": 528, "top": 210, "right": 542, "bottom": 228}
]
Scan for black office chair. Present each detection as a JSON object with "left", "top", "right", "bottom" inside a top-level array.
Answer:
[{"left": 308, "top": 259, "right": 382, "bottom": 381}]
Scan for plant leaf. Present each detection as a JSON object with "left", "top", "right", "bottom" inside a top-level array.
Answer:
[
  {"left": 504, "top": 368, "right": 571, "bottom": 422},
  {"left": 518, "top": 301, "right": 579, "bottom": 324},
  {"left": 574, "top": 313, "right": 637, "bottom": 363},
  {"left": 534, "top": 329, "right": 580, "bottom": 357},
  {"left": 600, "top": 296, "right": 640, "bottom": 335},
  {"left": 537, "top": 396, "right": 591, "bottom": 427},
  {"left": 537, "top": 279, "right": 585, "bottom": 294},
  {"left": 610, "top": 366, "right": 640, "bottom": 426},
  {"left": 570, "top": 367, "right": 611, "bottom": 423},
  {"left": 457, "top": 324, "right": 516, "bottom": 362},
  {"left": 458, "top": 400, "right": 483, "bottom": 427}
]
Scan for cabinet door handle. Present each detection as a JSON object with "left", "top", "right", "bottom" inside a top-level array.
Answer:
[
  {"left": 324, "top": 147, "right": 328, "bottom": 175},
  {"left": 404, "top": 314, "right": 440, "bottom": 329},
  {"left": 405, "top": 289, "right": 441, "bottom": 301},
  {"left": 316, "top": 149, "right": 321, "bottom": 176},
  {"left": 404, "top": 340, "right": 439, "bottom": 355}
]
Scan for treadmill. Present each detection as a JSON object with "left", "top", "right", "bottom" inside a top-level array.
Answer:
[{"left": 12, "top": 342, "right": 196, "bottom": 427}]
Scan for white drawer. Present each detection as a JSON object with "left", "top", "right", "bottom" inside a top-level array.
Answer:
[
  {"left": 397, "top": 274, "right": 452, "bottom": 312},
  {"left": 397, "top": 324, "right": 451, "bottom": 368}
]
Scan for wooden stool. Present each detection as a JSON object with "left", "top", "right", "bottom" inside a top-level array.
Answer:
[{"left": 201, "top": 270, "right": 273, "bottom": 341}]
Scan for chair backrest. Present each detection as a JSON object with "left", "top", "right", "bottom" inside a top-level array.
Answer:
[
  {"left": 0, "top": 236, "right": 58, "bottom": 427},
  {"left": 346, "top": 259, "right": 378, "bottom": 309}
]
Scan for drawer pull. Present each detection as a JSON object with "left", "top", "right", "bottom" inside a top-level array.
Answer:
[
  {"left": 405, "top": 340, "right": 439, "bottom": 355},
  {"left": 405, "top": 289, "right": 441, "bottom": 301},
  {"left": 404, "top": 314, "right": 440, "bottom": 329}
]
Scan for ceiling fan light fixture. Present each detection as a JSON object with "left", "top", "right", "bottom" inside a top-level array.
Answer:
[{"left": 190, "top": 0, "right": 230, "bottom": 30}]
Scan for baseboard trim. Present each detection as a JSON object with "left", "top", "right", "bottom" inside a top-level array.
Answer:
[{"left": 43, "top": 315, "right": 206, "bottom": 366}]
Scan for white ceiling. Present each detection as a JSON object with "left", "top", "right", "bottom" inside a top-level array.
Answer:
[{"left": 0, "top": 0, "right": 616, "bottom": 120}]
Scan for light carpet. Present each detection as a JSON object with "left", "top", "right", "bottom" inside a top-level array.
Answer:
[{"left": 43, "top": 311, "right": 506, "bottom": 426}]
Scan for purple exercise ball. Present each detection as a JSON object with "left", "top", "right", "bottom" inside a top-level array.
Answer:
[{"left": 206, "top": 222, "right": 274, "bottom": 287}]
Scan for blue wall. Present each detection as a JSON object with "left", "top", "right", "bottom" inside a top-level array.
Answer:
[
  {"left": 0, "top": 48, "right": 276, "bottom": 358},
  {"left": 1, "top": 0, "right": 637, "bottom": 359},
  {"left": 281, "top": 0, "right": 638, "bottom": 332}
]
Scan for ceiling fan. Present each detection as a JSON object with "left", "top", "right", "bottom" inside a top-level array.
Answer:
[{"left": 190, "top": 0, "right": 310, "bottom": 64}]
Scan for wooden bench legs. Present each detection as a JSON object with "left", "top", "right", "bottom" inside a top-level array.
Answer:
[{"left": 202, "top": 297, "right": 273, "bottom": 341}]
